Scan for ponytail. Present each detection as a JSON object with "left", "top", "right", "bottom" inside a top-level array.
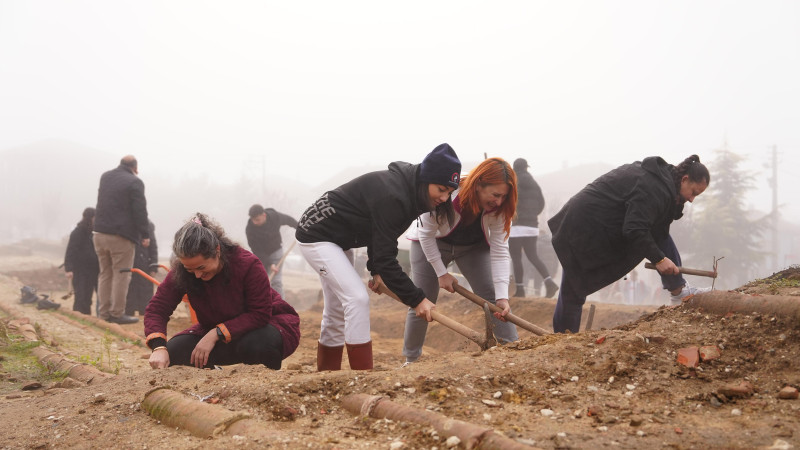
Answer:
[{"left": 672, "top": 154, "right": 710, "bottom": 191}]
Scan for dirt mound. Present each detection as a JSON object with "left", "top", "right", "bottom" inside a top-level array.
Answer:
[
  {"left": 4, "top": 265, "right": 68, "bottom": 295},
  {"left": 734, "top": 265, "right": 800, "bottom": 296},
  {"left": 1, "top": 262, "right": 799, "bottom": 449}
]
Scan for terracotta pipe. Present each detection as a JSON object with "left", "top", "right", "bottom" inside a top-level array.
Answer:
[
  {"left": 53, "top": 308, "right": 144, "bottom": 345},
  {"left": 342, "top": 394, "right": 539, "bottom": 450},
  {"left": 31, "top": 346, "right": 112, "bottom": 384},
  {"left": 684, "top": 291, "right": 800, "bottom": 321},
  {"left": 142, "top": 387, "right": 278, "bottom": 440}
]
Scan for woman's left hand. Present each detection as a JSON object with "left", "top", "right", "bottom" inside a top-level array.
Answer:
[
  {"left": 190, "top": 329, "right": 219, "bottom": 368},
  {"left": 493, "top": 298, "right": 510, "bottom": 322}
]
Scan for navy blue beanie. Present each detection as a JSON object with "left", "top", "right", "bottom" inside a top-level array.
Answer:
[{"left": 419, "top": 143, "right": 461, "bottom": 189}]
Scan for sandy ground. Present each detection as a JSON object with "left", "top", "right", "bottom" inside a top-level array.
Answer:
[{"left": 1, "top": 256, "right": 799, "bottom": 449}]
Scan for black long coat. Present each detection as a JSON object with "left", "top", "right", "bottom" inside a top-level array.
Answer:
[
  {"left": 548, "top": 157, "right": 683, "bottom": 297},
  {"left": 513, "top": 170, "right": 545, "bottom": 228}
]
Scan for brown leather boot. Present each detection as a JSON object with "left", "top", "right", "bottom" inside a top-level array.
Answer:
[
  {"left": 345, "top": 341, "right": 373, "bottom": 370},
  {"left": 317, "top": 342, "right": 344, "bottom": 371}
]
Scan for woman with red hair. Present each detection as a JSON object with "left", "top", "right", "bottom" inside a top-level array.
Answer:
[{"left": 403, "top": 157, "right": 518, "bottom": 364}]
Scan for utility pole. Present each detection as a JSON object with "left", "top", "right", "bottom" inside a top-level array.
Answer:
[{"left": 770, "top": 145, "right": 779, "bottom": 270}]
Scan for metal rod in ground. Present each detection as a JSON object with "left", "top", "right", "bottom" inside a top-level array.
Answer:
[
  {"left": 375, "top": 283, "right": 489, "bottom": 349},
  {"left": 643, "top": 263, "right": 717, "bottom": 278},
  {"left": 585, "top": 304, "right": 596, "bottom": 331},
  {"left": 453, "top": 284, "right": 551, "bottom": 336}
]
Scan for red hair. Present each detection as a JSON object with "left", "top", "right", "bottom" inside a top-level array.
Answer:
[{"left": 457, "top": 158, "right": 517, "bottom": 238}]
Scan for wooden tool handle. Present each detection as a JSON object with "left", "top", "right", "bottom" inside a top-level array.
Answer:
[
  {"left": 644, "top": 262, "right": 717, "bottom": 278},
  {"left": 453, "top": 284, "right": 550, "bottom": 336},
  {"left": 374, "top": 282, "right": 486, "bottom": 346}
]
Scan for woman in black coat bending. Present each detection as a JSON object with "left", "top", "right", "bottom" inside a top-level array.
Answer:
[
  {"left": 64, "top": 207, "right": 100, "bottom": 314},
  {"left": 548, "top": 155, "right": 710, "bottom": 333}
]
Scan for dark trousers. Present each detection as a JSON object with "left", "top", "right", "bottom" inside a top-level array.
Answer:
[
  {"left": 658, "top": 235, "right": 686, "bottom": 291},
  {"left": 72, "top": 271, "right": 97, "bottom": 315},
  {"left": 552, "top": 271, "right": 585, "bottom": 333},
  {"left": 167, "top": 324, "right": 284, "bottom": 370},
  {"left": 509, "top": 236, "right": 551, "bottom": 283},
  {"left": 126, "top": 275, "right": 154, "bottom": 316},
  {"left": 553, "top": 234, "right": 685, "bottom": 333}
]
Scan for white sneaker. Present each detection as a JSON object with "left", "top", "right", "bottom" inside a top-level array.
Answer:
[
  {"left": 670, "top": 284, "right": 712, "bottom": 302},
  {"left": 400, "top": 358, "right": 419, "bottom": 368}
]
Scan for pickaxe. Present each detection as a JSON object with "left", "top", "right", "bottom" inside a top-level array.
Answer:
[
  {"left": 373, "top": 282, "right": 496, "bottom": 350},
  {"left": 452, "top": 283, "right": 551, "bottom": 336}
]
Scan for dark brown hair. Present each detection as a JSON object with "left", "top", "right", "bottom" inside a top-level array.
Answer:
[{"left": 672, "top": 154, "right": 710, "bottom": 192}]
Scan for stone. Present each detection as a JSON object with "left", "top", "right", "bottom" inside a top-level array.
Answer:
[
  {"left": 699, "top": 345, "right": 721, "bottom": 361},
  {"left": 777, "top": 386, "right": 799, "bottom": 400},
  {"left": 718, "top": 381, "right": 754, "bottom": 398}
]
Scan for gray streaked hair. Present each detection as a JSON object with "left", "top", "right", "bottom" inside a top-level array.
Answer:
[
  {"left": 170, "top": 213, "right": 238, "bottom": 292},
  {"left": 173, "top": 214, "right": 221, "bottom": 259}
]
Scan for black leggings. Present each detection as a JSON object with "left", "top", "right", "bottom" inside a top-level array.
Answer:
[
  {"left": 72, "top": 271, "right": 97, "bottom": 315},
  {"left": 167, "top": 324, "right": 284, "bottom": 370},
  {"left": 509, "top": 236, "right": 551, "bottom": 282}
]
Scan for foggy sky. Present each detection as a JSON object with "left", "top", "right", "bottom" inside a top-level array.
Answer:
[{"left": 1, "top": 1, "right": 798, "bottom": 221}]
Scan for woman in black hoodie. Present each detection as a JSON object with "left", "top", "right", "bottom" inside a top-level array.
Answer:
[
  {"left": 548, "top": 155, "right": 710, "bottom": 333},
  {"left": 296, "top": 143, "right": 461, "bottom": 371}
]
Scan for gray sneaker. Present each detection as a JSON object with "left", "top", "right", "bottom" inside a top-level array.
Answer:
[{"left": 670, "top": 284, "right": 712, "bottom": 303}]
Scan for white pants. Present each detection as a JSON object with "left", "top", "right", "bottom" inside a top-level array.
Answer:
[{"left": 297, "top": 240, "right": 371, "bottom": 346}]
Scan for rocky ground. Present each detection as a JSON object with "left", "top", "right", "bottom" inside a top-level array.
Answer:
[{"left": 0, "top": 254, "right": 798, "bottom": 449}]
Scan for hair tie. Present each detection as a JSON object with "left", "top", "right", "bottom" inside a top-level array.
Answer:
[{"left": 192, "top": 217, "right": 202, "bottom": 225}]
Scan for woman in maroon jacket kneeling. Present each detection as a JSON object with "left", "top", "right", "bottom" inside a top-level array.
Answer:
[{"left": 145, "top": 213, "right": 300, "bottom": 370}]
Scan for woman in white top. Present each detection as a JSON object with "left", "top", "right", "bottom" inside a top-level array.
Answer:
[{"left": 403, "top": 157, "right": 518, "bottom": 363}]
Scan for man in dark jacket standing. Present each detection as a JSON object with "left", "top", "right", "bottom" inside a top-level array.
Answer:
[
  {"left": 93, "top": 155, "right": 150, "bottom": 324},
  {"left": 246, "top": 205, "right": 297, "bottom": 297}
]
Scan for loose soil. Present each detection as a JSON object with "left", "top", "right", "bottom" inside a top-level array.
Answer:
[{"left": 1, "top": 257, "right": 799, "bottom": 449}]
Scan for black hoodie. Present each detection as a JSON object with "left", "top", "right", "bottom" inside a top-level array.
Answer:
[
  {"left": 548, "top": 157, "right": 682, "bottom": 296},
  {"left": 296, "top": 161, "right": 427, "bottom": 307}
]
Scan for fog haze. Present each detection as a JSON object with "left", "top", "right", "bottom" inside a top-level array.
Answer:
[{"left": 1, "top": 1, "right": 798, "bottom": 273}]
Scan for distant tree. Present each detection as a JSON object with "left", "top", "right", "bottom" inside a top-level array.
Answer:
[{"left": 681, "top": 148, "right": 767, "bottom": 288}]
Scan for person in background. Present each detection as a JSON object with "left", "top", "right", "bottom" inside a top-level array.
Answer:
[
  {"left": 509, "top": 158, "right": 559, "bottom": 298},
  {"left": 246, "top": 204, "right": 298, "bottom": 297},
  {"left": 403, "top": 157, "right": 518, "bottom": 365},
  {"left": 64, "top": 207, "right": 100, "bottom": 315},
  {"left": 126, "top": 220, "right": 158, "bottom": 316},
  {"left": 296, "top": 143, "right": 461, "bottom": 371},
  {"left": 145, "top": 213, "right": 300, "bottom": 370},
  {"left": 549, "top": 155, "right": 711, "bottom": 333},
  {"left": 93, "top": 155, "right": 150, "bottom": 324},
  {"left": 620, "top": 270, "right": 650, "bottom": 305}
]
